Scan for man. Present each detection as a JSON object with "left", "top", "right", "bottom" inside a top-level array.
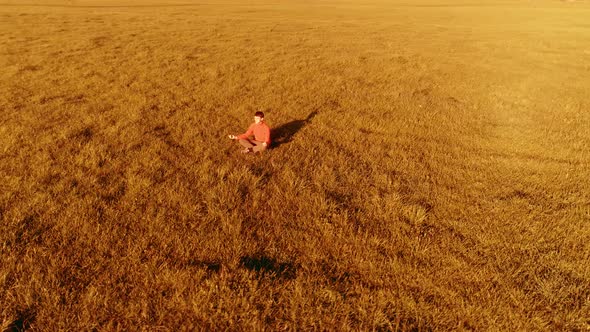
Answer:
[{"left": 228, "top": 111, "right": 271, "bottom": 153}]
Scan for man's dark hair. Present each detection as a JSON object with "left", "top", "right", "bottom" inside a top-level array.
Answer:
[{"left": 255, "top": 111, "right": 264, "bottom": 118}]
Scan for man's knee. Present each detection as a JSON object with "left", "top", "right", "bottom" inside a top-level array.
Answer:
[
  {"left": 253, "top": 145, "right": 267, "bottom": 153},
  {"left": 239, "top": 139, "right": 253, "bottom": 148}
]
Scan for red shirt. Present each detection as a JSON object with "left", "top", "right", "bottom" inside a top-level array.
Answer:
[{"left": 238, "top": 122, "right": 271, "bottom": 145}]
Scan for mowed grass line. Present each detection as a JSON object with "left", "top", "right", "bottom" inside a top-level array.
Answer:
[{"left": 1, "top": 0, "right": 590, "bottom": 330}]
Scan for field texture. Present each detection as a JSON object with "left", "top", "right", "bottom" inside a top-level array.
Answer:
[{"left": 1, "top": 0, "right": 590, "bottom": 330}]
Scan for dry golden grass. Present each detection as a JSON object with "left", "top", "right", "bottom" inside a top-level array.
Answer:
[{"left": 1, "top": 0, "right": 590, "bottom": 330}]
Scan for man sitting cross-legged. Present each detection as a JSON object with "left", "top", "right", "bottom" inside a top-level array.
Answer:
[{"left": 228, "top": 111, "right": 271, "bottom": 154}]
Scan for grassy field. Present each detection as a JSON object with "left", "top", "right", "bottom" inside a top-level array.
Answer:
[{"left": 1, "top": 0, "right": 590, "bottom": 330}]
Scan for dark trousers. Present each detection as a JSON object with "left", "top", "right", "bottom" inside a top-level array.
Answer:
[{"left": 239, "top": 139, "right": 267, "bottom": 152}]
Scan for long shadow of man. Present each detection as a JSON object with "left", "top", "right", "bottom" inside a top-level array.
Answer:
[{"left": 271, "top": 111, "right": 318, "bottom": 148}]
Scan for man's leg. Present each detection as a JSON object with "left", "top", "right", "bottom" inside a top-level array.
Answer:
[
  {"left": 252, "top": 140, "right": 267, "bottom": 153},
  {"left": 239, "top": 139, "right": 255, "bottom": 150}
]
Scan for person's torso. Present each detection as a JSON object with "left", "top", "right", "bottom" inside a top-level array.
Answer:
[{"left": 252, "top": 123, "right": 270, "bottom": 142}]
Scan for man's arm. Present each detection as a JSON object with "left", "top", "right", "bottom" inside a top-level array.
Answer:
[
  {"left": 235, "top": 124, "right": 254, "bottom": 140},
  {"left": 262, "top": 125, "right": 271, "bottom": 146}
]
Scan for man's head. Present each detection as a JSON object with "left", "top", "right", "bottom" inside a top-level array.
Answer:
[{"left": 254, "top": 111, "right": 264, "bottom": 124}]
